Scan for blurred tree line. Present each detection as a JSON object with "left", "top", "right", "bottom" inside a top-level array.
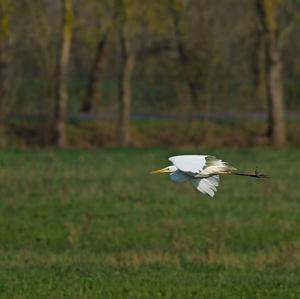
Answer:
[{"left": 0, "top": 0, "right": 299, "bottom": 147}]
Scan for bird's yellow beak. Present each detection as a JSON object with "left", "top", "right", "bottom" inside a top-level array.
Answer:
[{"left": 150, "top": 167, "right": 168, "bottom": 174}]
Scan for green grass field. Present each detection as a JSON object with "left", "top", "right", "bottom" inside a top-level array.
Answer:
[{"left": 0, "top": 148, "right": 299, "bottom": 298}]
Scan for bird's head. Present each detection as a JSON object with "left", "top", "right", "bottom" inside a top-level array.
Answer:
[{"left": 150, "top": 165, "right": 177, "bottom": 174}]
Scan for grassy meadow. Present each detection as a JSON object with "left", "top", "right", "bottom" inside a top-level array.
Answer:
[{"left": 0, "top": 148, "right": 299, "bottom": 298}]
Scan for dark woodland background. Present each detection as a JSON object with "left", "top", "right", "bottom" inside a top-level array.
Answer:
[{"left": 0, "top": 0, "right": 299, "bottom": 148}]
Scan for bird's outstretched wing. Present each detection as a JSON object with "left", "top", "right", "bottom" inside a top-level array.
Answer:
[
  {"left": 168, "top": 155, "right": 207, "bottom": 175},
  {"left": 192, "top": 175, "right": 220, "bottom": 197}
]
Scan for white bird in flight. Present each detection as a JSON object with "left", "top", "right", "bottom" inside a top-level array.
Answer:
[{"left": 151, "top": 155, "right": 266, "bottom": 197}]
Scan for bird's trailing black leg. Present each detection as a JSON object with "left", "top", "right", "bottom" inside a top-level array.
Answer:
[{"left": 231, "top": 168, "right": 267, "bottom": 178}]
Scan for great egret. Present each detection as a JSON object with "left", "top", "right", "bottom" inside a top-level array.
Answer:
[{"left": 151, "top": 155, "right": 266, "bottom": 197}]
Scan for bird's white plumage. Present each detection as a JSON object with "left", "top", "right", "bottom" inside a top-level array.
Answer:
[
  {"left": 192, "top": 175, "right": 220, "bottom": 197},
  {"left": 168, "top": 155, "right": 207, "bottom": 175},
  {"left": 152, "top": 154, "right": 263, "bottom": 197},
  {"left": 165, "top": 155, "right": 233, "bottom": 197},
  {"left": 205, "top": 175, "right": 220, "bottom": 187}
]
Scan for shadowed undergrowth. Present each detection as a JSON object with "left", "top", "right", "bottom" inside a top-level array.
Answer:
[{"left": 6, "top": 119, "right": 300, "bottom": 147}]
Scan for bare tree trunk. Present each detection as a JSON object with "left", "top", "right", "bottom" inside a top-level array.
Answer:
[
  {"left": 53, "top": 0, "right": 73, "bottom": 148},
  {"left": 115, "top": 0, "right": 135, "bottom": 147},
  {"left": 117, "top": 34, "right": 135, "bottom": 146},
  {"left": 81, "top": 32, "right": 111, "bottom": 112},
  {"left": 0, "top": 0, "right": 9, "bottom": 147},
  {"left": 169, "top": 0, "right": 199, "bottom": 107},
  {"left": 265, "top": 33, "right": 286, "bottom": 146},
  {"left": 256, "top": 0, "right": 286, "bottom": 147},
  {"left": 252, "top": 24, "right": 266, "bottom": 111}
]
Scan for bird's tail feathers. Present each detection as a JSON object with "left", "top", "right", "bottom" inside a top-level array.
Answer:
[{"left": 204, "top": 156, "right": 237, "bottom": 175}]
